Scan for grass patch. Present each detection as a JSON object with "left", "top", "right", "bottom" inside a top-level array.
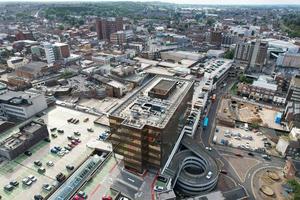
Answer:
[
  {"left": 230, "top": 82, "right": 238, "bottom": 95},
  {"left": 287, "top": 179, "right": 300, "bottom": 199}
]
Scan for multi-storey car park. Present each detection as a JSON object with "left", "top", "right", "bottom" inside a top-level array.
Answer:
[{"left": 108, "top": 75, "right": 194, "bottom": 173}]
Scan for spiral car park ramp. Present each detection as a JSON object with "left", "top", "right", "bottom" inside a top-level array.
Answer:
[{"left": 163, "top": 135, "right": 219, "bottom": 196}]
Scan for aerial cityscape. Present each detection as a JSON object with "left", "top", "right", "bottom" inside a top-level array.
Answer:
[{"left": 0, "top": 1, "right": 300, "bottom": 200}]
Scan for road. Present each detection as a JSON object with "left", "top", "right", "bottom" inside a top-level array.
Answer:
[{"left": 193, "top": 78, "right": 285, "bottom": 200}]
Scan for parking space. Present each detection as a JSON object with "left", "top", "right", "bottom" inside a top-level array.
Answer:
[
  {"left": 214, "top": 125, "right": 266, "bottom": 151},
  {"left": 0, "top": 105, "right": 109, "bottom": 200}
]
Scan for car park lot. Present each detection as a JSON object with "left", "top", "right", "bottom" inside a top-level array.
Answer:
[
  {"left": 0, "top": 105, "right": 109, "bottom": 200},
  {"left": 214, "top": 124, "right": 267, "bottom": 152}
]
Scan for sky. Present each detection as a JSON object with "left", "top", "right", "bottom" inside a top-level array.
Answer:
[{"left": 1, "top": 0, "right": 300, "bottom": 4}]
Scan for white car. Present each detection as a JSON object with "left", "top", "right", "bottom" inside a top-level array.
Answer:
[
  {"left": 57, "top": 151, "right": 65, "bottom": 157},
  {"left": 205, "top": 147, "right": 212, "bottom": 151},
  {"left": 22, "top": 178, "right": 32, "bottom": 186},
  {"left": 47, "top": 161, "right": 54, "bottom": 167},
  {"left": 206, "top": 171, "right": 213, "bottom": 179},
  {"left": 28, "top": 175, "right": 37, "bottom": 182},
  {"left": 42, "top": 183, "right": 52, "bottom": 191},
  {"left": 154, "top": 186, "right": 163, "bottom": 192}
]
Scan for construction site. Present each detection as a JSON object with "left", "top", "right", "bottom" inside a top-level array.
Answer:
[{"left": 217, "top": 96, "right": 287, "bottom": 131}]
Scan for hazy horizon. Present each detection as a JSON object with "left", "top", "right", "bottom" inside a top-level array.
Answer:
[{"left": 0, "top": 0, "right": 300, "bottom": 5}]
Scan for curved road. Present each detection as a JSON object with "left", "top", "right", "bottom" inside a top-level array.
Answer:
[{"left": 194, "top": 78, "right": 285, "bottom": 200}]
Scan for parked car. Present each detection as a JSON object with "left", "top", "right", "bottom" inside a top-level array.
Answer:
[
  {"left": 54, "top": 146, "right": 62, "bottom": 151},
  {"left": 56, "top": 173, "right": 66, "bottom": 182},
  {"left": 50, "top": 128, "right": 57, "bottom": 132},
  {"left": 51, "top": 148, "right": 58, "bottom": 154},
  {"left": 22, "top": 178, "right": 32, "bottom": 186},
  {"left": 64, "top": 146, "right": 72, "bottom": 151},
  {"left": 46, "top": 161, "right": 54, "bottom": 167},
  {"left": 28, "top": 175, "right": 37, "bottom": 182},
  {"left": 9, "top": 180, "right": 19, "bottom": 187},
  {"left": 4, "top": 184, "right": 14, "bottom": 191},
  {"left": 51, "top": 133, "right": 57, "bottom": 138},
  {"left": 67, "top": 135, "right": 75, "bottom": 140},
  {"left": 78, "top": 191, "right": 88, "bottom": 199},
  {"left": 44, "top": 138, "right": 51, "bottom": 142},
  {"left": 157, "top": 176, "right": 168, "bottom": 183},
  {"left": 38, "top": 167, "right": 46, "bottom": 174},
  {"left": 83, "top": 118, "right": 89, "bottom": 122},
  {"left": 66, "top": 165, "right": 74, "bottom": 171},
  {"left": 87, "top": 128, "right": 94, "bottom": 132},
  {"left": 24, "top": 151, "right": 32, "bottom": 156},
  {"left": 68, "top": 143, "right": 75, "bottom": 148},
  {"left": 154, "top": 186, "right": 163, "bottom": 192},
  {"left": 220, "top": 170, "right": 228, "bottom": 174},
  {"left": 34, "top": 160, "right": 42, "bottom": 167},
  {"left": 57, "top": 129, "right": 64, "bottom": 134},
  {"left": 42, "top": 184, "right": 52, "bottom": 191},
  {"left": 74, "top": 132, "right": 81, "bottom": 136},
  {"left": 34, "top": 194, "right": 43, "bottom": 200}
]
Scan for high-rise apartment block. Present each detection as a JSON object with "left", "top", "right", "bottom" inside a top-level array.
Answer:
[{"left": 109, "top": 76, "right": 194, "bottom": 173}]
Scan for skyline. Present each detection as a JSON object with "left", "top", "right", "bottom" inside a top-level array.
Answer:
[{"left": 0, "top": 0, "right": 300, "bottom": 5}]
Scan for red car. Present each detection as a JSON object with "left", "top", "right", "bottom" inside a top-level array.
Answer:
[
  {"left": 102, "top": 195, "right": 112, "bottom": 200},
  {"left": 73, "top": 195, "right": 84, "bottom": 200},
  {"left": 68, "top": 143, "right": 75, "bottom": 148},
  {"left": 74, "top": 138, "right": 81, "bottom": 143},
  {"left": 71, "top": 140, "right": 78, "bottom": 145},
  {"left": 235, "top": 153, "right": 243, "bottom": 157}
]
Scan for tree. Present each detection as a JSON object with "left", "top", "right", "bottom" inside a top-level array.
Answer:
[
  {"left": 58, "top": 25, "right": 64, "bottom": 30},
  {"left": 224, "top": 49, "right": 234, "bottom": 59},
  {"left": 206, "top": 18, "right": 215, "bottom": 26}
]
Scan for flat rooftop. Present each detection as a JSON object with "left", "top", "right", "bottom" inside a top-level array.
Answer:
[
  {"left": 151, "top": 79, "right": 176, "bottom": 94},
  {"left": 0, "top": 121, "right": 44, "bottom": 151},
  {"left": 110, "top": 75, "right": 194, "bottom": 129}
]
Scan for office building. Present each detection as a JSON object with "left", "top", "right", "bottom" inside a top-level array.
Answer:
[
  {"left": 221, "top": 34, "right": 238, "bottom": 48},
  {"left": 110, "top": 30, "right": 134, "bottom": 45},
  {"left": 249, "top": 40, "right": 268, "bottom": 71},
  {"left": 6, "top": 57, "right": 29, "bottom": 69},
  {"left": 15, "top": 61, "right": 49, "bottom": 80},
  {"left": 96, "top": 17, "right": 123, "bottom": 40},
  {"left": 44, "top": 43, "right": 56, "bottom": 64},
  {"left": 234, "top": 39, "right": 268, "bottom": 71},
  {"left": 0, "top": 120, "right": 49, "bottom": 160},
  {"left": 0, "top": 91, "right": 47, "bottom": 120},
  {"left": 210, "top": 30, "right": 222, "bottom": 47},
  {"left": 54, "top": 43, "right": 70, "bottom": 58},
  {"left": 109, "top": 75, "right": 194, "bottom": 173},
  {"left": 287, "top": 75, "right": 300, "bottom": 103},
  {"left": 43, "top": 42, "right": 70, "bottom": 64},
  {"left": 15, "top": 30, "right": 34, "bottom": 41},
  {"left": 277, "top": 53, "right": 300, "bottom": 68}
]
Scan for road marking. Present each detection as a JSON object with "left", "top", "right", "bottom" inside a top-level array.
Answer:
[
  {"left": 109, "top": 162, "right": 118, "bottom": 173},
  {"left": 90, "top": 183, "right": 101, "bottom": 198}
]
